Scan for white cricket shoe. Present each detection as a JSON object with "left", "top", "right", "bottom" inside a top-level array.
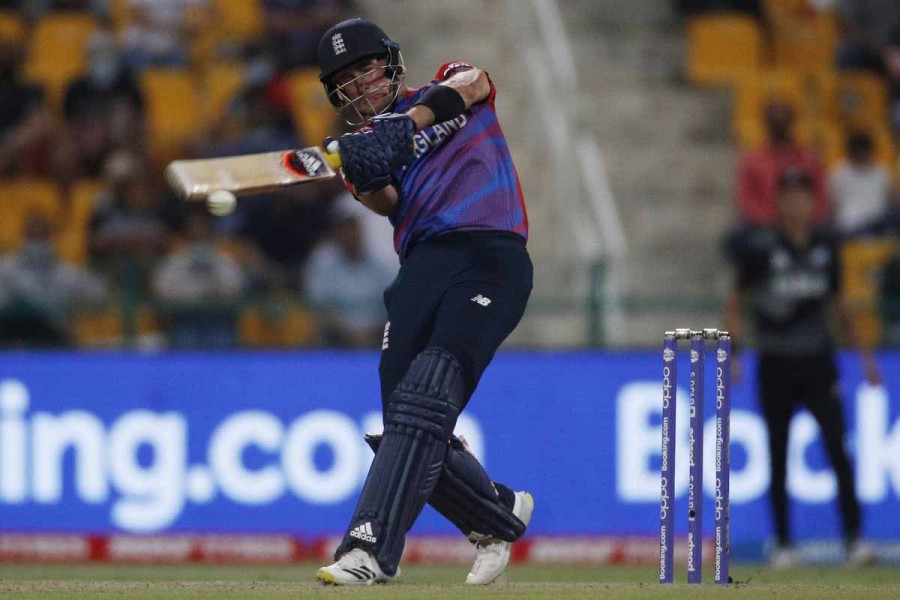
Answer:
[
  {"left": 846, "top": 540, "right": 878, "bottom": 566},
  {"left": 466, "top": 491, "right": 534, "bottom": 585},
  {"left": 316, "top": 548, "right": 398, "bottom": 585},
  {"left": 770, "top": 545, "right": 799, "bottom": 570}
]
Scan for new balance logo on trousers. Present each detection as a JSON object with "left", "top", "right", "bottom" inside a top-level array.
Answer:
[
  {"left": 350, "top": 522, "right": 377, "bottom": 543},
  {"left": 471, "top": 294, "right": 491, "bottom": 306}
]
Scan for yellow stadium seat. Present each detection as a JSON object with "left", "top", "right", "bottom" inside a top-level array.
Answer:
[
  {"left": 213, "top": 0, "right": 263, "bottom": 42},
  {"left": 288, "top": 67, "right": 340, "bottom": 146},
  {"left": 55, "top": 179, "right": 105, "bottom": 265},
  {"left": 239, "top": 306, "right": 315, "bottom": 347},
  {"left": 0, "top": 10, "right": 26, "bottom": 45},
  {"left": 762, "top": 0, "right": 812, "bottom": 21},
  {"left": 108, "top": 0, "right": 132, "bottom": 31},
  {"left": 796, "top": 120, "right": 844, "bottom": 169},
  {"left": 869, "top": 128, "right": 896, "bottom": 167},
  {"left": 833, "top": 72, "right": 889, "bottom": 130},
  {"left": 201, "top": 62, "right": 246, "bottom": 128},
  {"left": 686, "top": 13, "right": 764, "bottom": 87},
  {"left": 733, "top": 70, "right": 805, "bottom": 146},
  {"left": 0, "top": 178, "right": 62, "bottom": 253},
  {"left": 74, "top": 307, "right": 160, "bottom": 348},
  {"left": 141, "top": 68, "right": 199, "bottom": 161},
  {"left": 23, "top": 12, "right": 97, "bottom": 109},
  {"left": 843, "top": 239, "right": 897, "bottom": 347},
  {"left": 771, "top": 13, "right": 840, "bottom": 75}
]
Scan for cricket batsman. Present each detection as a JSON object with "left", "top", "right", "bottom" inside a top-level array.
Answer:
[{"left": 314, "top": 18, "right": 534, "bottom": 585}]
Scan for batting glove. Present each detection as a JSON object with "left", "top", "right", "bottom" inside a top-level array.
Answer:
[
  {"left": 371, "top": 113, "right": 417, "bottom": 169},
  {"left": 337, "top": 130, "right": 393, "bottom": 195}
]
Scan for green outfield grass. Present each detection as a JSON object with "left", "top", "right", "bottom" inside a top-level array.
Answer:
[{"left": 0, "top": 563, "right": 897, "bottom": 599}]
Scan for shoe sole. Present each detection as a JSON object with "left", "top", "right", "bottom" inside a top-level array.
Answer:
[
  {"left": 316, "top": 570, "right": 338, "bottom": 585},
  {"left": 316, "top": 568, "right": 397, "bottom": 585}
]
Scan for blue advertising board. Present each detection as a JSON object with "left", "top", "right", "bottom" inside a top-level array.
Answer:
[{"left": 1, "top": 351, "right": 898, "bottom": 546}]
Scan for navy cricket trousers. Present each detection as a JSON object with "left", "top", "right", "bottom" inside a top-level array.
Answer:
[{"left": 378, "top": 231, "right": 533, "bottom": 409}]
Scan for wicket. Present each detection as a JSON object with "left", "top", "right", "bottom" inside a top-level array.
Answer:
[{"left": 659, "top": 328, "right": 731, "bottom": 584}]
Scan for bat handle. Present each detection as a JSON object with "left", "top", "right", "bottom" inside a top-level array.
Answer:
[{"left": 324, "top": 139, "right": 342, "bottom": 168}]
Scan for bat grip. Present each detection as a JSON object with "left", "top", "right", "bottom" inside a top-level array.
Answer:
[{"left": 324, "top": 140, "right": 342, "bottom": 168}]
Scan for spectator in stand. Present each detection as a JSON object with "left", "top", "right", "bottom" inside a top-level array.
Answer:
[
  {"left": 0, "top": 33, "right": 56, "bottom": 177},
  {"left": 303, "top": 207, "right": 394, "bottom": 348},
  {"left": 152, "top": 208, "right": 244, "bottom": 349},
  {"left": 835, "top": 0, "right": 900, "bottom": 73},
  {"left": 0, "top": 212, "right": 108, "bottom": 347},
  {"left": 736, "top": 98, "right": 831, "bottom": 226},
  {"left": 263, "top": 0, "right": 349, "bottom": 69},
  {"left": 829, "top": 131, "right": 891, "bottom": 237},
  {"left": 121, "top": 0, "right": 213, "bottom": 70},
  {"left": 56, "top": 21, "right": 145, "bottom": 183},
  {"left": 89, "top": 149, "right": 168, "bottom": 284}
]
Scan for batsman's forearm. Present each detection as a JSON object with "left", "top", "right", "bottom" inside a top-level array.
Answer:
[{"left": 357, "top": 184, "right": 399, "bottom": 216}]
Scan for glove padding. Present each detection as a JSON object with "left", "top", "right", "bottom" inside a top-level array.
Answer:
[
  {"left": 370, "top": 113, "right": 416, "bottom": 169},
  {"left": 338, "top": 113, "right": 416, "bottom": 195},
  {"left": 338, "top": 130, "right": 393, "bottom": 195}
]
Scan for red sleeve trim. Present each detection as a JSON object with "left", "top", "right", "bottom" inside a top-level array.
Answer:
[
  {"left": 435, "top": 61, "right": 475, "bottom": 80},
  {"left": 434, "top": 61, "right": 497, "bottom": 108}
]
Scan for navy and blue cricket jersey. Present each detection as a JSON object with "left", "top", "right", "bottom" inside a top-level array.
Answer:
[{"left": 385, "top": 61, "right": 528, "bottom": 260}]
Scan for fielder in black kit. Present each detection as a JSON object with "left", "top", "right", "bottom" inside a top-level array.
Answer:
[
  {"left": 313, "top": 18, "right": 534, "bottom": 585},
  {"left": 725, "top": 168, "right": 881, "bottom": 568}
]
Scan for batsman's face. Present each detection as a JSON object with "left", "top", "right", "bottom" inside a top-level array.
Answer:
[{"left": 333, "top": 57, "right": 395, "bottom": 119}]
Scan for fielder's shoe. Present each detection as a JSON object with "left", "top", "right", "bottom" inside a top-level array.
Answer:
[
  {"left": 769, "top": 545, "right": 798, "bottom": 571},
  {"left": 466, "top": 491, "right": 534, "bottom": 585},
  {"left": 316, "top": 548, "right": 398, "bottom": 585},
  {"left": 846, "top": 540, "right": 878, "bottom": 566}
]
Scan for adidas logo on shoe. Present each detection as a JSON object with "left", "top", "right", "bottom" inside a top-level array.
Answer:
[{"left": 349, "top": 522, "right": 377, "bottom": 543}]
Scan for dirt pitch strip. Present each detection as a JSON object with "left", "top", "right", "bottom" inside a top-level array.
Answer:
[{"left": 0, "top": 563, "right": 897, "bottom": 599}]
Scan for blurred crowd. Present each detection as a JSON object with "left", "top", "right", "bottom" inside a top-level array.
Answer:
[
  {"left": 678, "top": 0, "right": 900, "bottom": 348},
  {"left": 0, "top": 0, "right": 400, "bottom": 350}
]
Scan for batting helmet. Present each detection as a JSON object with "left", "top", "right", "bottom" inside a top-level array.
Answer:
[{"left": 318, "top": 18, "right": 404, "bottom": 108}]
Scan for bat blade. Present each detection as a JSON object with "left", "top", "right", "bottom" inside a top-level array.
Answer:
[{"left": 165, "top": 147, "right": 341, "bottom": 200}]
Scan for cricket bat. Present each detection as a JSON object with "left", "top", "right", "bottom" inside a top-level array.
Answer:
[{"left": 165, "top": 146, "right": 342, "bottom": 201}]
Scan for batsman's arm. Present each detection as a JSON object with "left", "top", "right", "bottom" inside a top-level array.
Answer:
[
  {"left": 406, "top": 67, "right": 491, "bottom": 130},
  {"left": 355, "top": 185, "right": 399, "bottom": 216}
]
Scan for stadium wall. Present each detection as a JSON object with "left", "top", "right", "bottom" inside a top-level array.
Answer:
[{"left": 1, "top": 351, "right": 898, "bottom": 564}]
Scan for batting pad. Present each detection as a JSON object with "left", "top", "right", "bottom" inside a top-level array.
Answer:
[
  {"left": 365, "top": 434, "right": 525, "bottom": 543},
  {"left": 336, "top": 347, "right": 466, "bottom": 575}
]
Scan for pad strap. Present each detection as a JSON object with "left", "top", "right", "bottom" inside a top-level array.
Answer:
[{"left": 364, "top": 433, "right": 526, "bottom": 542}]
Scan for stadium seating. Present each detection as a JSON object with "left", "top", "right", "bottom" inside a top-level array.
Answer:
[
  {"left": 0, "top": 10, "right": 26, "bottom": 45},
  {"left": 239, "top": 306, "right": 315, "bottom": 347},
  {"left": 0, "top": 178, "right": 62, "bottom": 253},
  {"left": 843, "top": 239, "right": 897, "bottom": 347},
  {"left": 733, "top": 69, "right": 805, "bottom": 146},
  {"left": 56, "top": 179, "right": 105, "bottom": 265},
  {"left": 23, "top": 12, "right": 97, "bottom": 109},
  {"left": 288, "top": 68, "right": 340, "bottom": 146},
  {"left": 212, "top": 0, "right": 264, "bottom": 42},
  {"left": 201, "top": 62, "right": 247, "bottom": 128},
  {"left": 770, "top": 12, "right": 840, "bottom": 75},
  {"left": 833, "top": 72, "right": 890, "bottom": 131},
  {"left": 686, "top": 13, "right": 764, "bottom": 87},
  {"left": 140, "top": 68, "right": 200, "bottom": 161}
]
